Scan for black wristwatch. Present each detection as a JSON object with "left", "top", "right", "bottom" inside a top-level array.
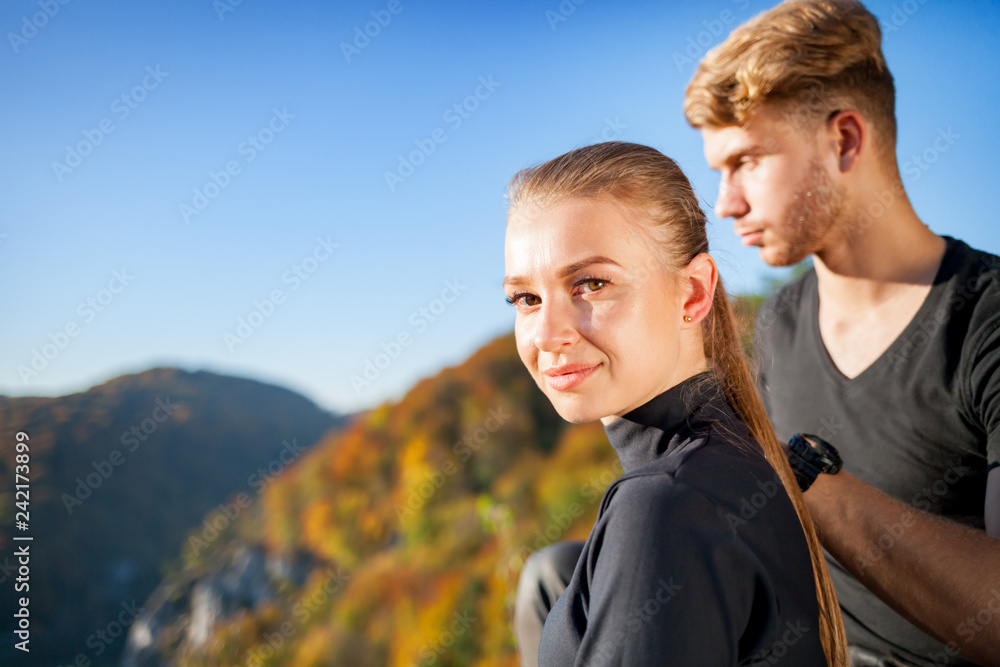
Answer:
[{"left": 787, "top": 433, "right": 842, "bottom": 493}]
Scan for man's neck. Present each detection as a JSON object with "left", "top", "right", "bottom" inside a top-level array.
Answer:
[{"left": 812, "top": 181, "right": 947, "bottom": 310}]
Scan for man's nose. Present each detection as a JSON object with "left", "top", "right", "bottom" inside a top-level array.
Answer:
[{"left": 715, "top": 176, "right": 749, "bottom": 220}]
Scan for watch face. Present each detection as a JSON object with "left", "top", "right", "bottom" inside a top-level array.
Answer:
[{"left": 791, "top": 433, "right": 843, "bottom": 474}]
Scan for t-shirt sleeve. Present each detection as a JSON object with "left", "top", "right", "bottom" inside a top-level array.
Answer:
[
  {"left": 966, "top": 313, "right": 1000, "bottom": 467},
  {"left": 573, "top": 476, "right": 756, "bottom": 665}
]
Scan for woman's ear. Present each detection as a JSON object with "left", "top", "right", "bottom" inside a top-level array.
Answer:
[{"left": 682, "top": 253, "right": 718, "bottom": 326}]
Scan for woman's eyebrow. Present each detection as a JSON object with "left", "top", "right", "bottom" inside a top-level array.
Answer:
[
  {"left": 556, "top": 255, "right": 622, "bottom": 278},
  {"left": 503, "top": 255, "right": 622, "bottom": 287}
]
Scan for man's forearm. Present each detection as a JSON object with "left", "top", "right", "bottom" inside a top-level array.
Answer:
[{"left": 806, "top": 471, "right": 1000, "bottom": 666}]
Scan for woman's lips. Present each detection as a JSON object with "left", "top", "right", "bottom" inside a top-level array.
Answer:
[{"left": 545, "top": 364, "right": 600, "bottom": 391}]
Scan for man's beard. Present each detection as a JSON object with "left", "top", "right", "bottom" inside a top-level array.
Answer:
[{"left": 767, "top": 159, "right": 845, "bottom": 267}]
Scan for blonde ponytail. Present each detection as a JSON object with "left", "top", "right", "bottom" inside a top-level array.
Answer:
[{"left": 705, "top": 279, "right": 848, "bottom": 667}]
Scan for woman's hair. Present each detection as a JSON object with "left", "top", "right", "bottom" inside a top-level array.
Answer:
[{"left": 506, "top": 141, "right": 848, "bottom": 666}]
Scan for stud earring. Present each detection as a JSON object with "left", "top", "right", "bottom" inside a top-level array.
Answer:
[{"left": 683, "top": 315, "right": 693, "bottom": 322}]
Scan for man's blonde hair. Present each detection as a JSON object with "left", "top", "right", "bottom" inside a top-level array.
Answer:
[{"left": 684, "top": 0, "right": 897, "bottom": 163}]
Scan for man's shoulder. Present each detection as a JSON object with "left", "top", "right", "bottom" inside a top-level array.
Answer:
[
  {"left": 940, "top": 237, "right": 1000, "bottom": 374},
  {"left": 945, "top": 236, "right": 1000, "bottom": 294},
  {"left": 938, "top": 237, "right": 1000, "bottom": 331}
]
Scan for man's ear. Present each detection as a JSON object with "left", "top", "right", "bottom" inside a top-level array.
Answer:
[
  {"left": 828, "top": 109, "right": 866, "bottom": 173},
  {"left": 682, "top": 253, "right": 719, "bottom": 325}
]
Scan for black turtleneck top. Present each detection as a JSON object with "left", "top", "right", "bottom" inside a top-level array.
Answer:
[{"left": 537, "top": 372, "right": 827, "bottom": 666}]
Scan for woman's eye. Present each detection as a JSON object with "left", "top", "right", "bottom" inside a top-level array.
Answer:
[
  {"left": 577, "top": 278, "right": 609, "bottom": 294},
  {"left": 505, "top": 292, "right": 539, "bottom": 307}
]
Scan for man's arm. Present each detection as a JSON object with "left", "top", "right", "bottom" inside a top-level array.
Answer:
[{"left": 805, "top": 467, "right": 1000, "bottom": 666}]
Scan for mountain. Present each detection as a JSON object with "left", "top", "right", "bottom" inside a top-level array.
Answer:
[{"left": 0, "top": 368, "right": 346, "bottom": 666}]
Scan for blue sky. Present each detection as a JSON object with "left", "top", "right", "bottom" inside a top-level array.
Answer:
[{"left": 2, "top": 0, "right": 999, "bottom": 415}]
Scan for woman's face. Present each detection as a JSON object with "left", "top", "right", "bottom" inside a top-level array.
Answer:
[{"left": 504, "top": 196, "right": 695, "bottom": 424}]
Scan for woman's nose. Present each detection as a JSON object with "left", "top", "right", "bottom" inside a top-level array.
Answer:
[{"left": 532, "top": 297, "right": 580, "bottom": 353}]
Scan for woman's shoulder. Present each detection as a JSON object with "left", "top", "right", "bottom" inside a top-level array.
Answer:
[
  {"left": 603, "top": 430, "right": 798, "bottom": 538},
  {"left": 619, "top": 421, "right": 775, "bottom": 494},
  {"left": 592, "top": 473, "right": 762, "bottom": 590},
  {"left": 599, "top": 470, "right": 736, "bottom": 542}
]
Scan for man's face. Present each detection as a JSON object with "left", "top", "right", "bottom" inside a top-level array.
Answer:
[{"left": 700, "top": 105, "right": 845, "bottom": 267}]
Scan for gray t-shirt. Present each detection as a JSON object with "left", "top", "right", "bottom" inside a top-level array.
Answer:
[{"left": 754, "top": 235, "right": 1000, "bottom": 666}]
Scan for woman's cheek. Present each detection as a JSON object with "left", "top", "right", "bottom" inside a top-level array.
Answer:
[
  {"left": 514, "top": 324, "right": 534, "bottom": 370},
  {"left": 586, "top": 299, "right": 619, "bottom": 332}
]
